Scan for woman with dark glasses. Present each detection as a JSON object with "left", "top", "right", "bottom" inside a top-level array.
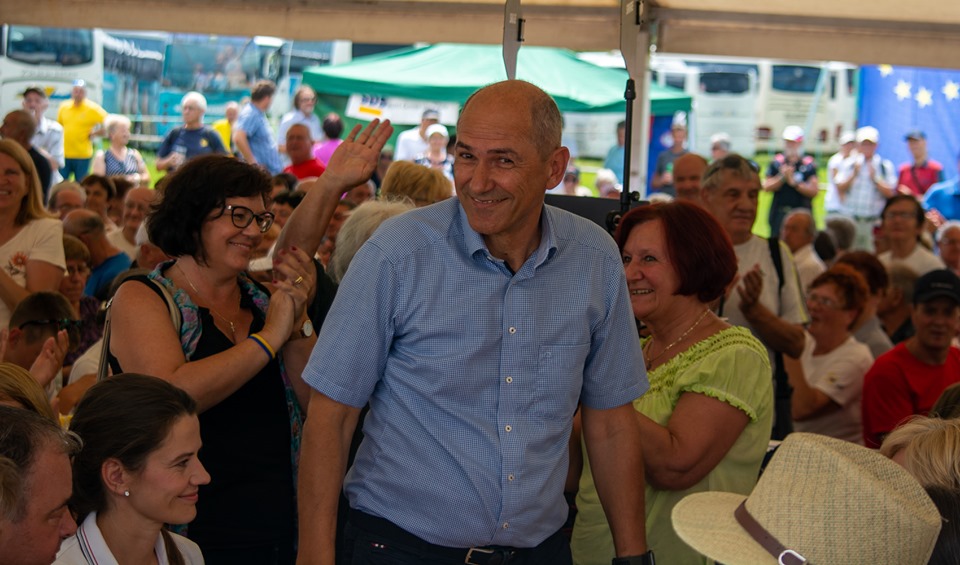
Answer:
[{"left": 106, "top": 155, "right": 316, "bottom": 564}]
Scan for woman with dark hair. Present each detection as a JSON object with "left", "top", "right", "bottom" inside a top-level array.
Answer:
[
  {"left": 0, "top": 140, "right": 66, "bottom": 330},
  {"left": 106, "top": 154, "right": 316, "bottom": 564},
  {"left": 56, "top": 374, "right": 209, "bottom": 564},
  {"left": 786, "top": 264, "right": 873, "bottom": 443},
  {"left": 571, "top": 201, "right": 774, "bottom": 565}
]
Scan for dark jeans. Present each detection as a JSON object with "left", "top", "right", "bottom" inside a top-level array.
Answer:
[
  {"left": 60, "top": 158, "right": 91, "bottom": 181},
  {"left": 202, "top": 544, "right": 296, "bottom": 565},
  {"left": 343, "top": 510, "right": 572, "bottom": 565}
]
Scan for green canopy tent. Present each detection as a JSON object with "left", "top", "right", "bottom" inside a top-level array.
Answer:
[
  {"left": 302, "top": 43, "right": 690, "bottom": 179},
  {"left": 302, "top": 42, "right": 690, "bottom": 115}
]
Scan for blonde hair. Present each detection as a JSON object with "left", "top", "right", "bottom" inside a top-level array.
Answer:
[
  {"left": 0, "top": 362, "right": 57, "bottom": 422},
  {"left": 104, "top": 114, "right": 132, "bottom": 138},
  {"left": 880, "top": 416, "right": 960, "bottom": 490},
  {"left": 330, "top": 200, "right": 415, "bottom": 283},
  {"left": 0, "top": 140, "right": 52, "bottom": 225},
  {"left": 379, "top": 161, "right": 452, "bottom": 206}
]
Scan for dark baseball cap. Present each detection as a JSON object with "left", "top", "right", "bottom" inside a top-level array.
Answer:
[
  {"left": 22, "top": 86, "right": 46, "bottom": 98},
  {"left": 904, "top": 130, "right": 926, "bottom": 141},
  {"left": 914, "top": 269, "right": 960, "bottom": 305}
]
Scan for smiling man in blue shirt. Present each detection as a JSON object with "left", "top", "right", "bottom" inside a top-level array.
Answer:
[{"left": 297, "top": 80, "right": 651, "bottom": 565}]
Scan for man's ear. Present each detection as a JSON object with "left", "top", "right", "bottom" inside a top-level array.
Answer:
[
  {"left": 546, "top": 147, "right": 571, "bottom": 189},
  {"left": 6, "top": 327, "right": 22, "bottom": 347}
]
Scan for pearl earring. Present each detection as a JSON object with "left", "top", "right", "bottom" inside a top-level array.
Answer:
[{"left": 124, "top": 490, "right": 130, "bottom": 497}]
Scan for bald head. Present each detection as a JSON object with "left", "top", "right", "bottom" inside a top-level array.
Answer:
[
  {"left": 781, "top": 209, "right": 816, "bottom": 253},
  {"left": 673, "top": 152, "right": 708, "bottom": 202},
  {"left": 286, "top": 124, "right": 314, "bottom": 164},
  {"left": 62, "top": 208, "right": 105, "bottom": 239},
  {"left": 458, "top": 80, "right": 562, "bottom": 160},
  {"left": 0, "top": 110, "right": 36, "bottom": 148}
]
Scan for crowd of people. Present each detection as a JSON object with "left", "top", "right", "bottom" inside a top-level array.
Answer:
[{"left": 0, "top": 76, "right": 958, "bottom": 565}]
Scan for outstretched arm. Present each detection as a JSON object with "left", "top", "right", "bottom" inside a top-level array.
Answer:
[{"left": 276, "top": 119, "right": 393, "bottom": 255}]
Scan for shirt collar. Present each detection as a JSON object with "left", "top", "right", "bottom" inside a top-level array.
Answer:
[
  {"left": 75, "top": 511, "right": 170, "bottom": 565},
  {"left": 457, "top": 200, "right": 558, "bottom": 272}
]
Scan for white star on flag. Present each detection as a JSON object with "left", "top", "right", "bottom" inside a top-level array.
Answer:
[
  {"left": 879, "top": 65, "right": 894, "bottom": 77},
  {"left": 916, "top": 87, "right": 933, "bottom": 108},
  {"left": 895, "top": 80, "right": 912, "bottom": 101},
  {"left": 944, "top": 81, "right": 960, "bottom": 101}
]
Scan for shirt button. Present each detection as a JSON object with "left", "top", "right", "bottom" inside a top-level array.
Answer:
[
  {"left": 502, "top": 522, "right": 509, "bottom": 529},
  {"left": 508, "top": 327, "right": 517, "bottom": 334},
  {"left": 508, "top": 474, "right": 515, "bottom": 481},
  {"left": 505, "top": 376, "right": 513, "bottom": 384},
  {"left": 505, "top": 425, "right": 512, "bottom": 432}
]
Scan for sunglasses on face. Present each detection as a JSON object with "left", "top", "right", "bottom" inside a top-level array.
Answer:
[{"left": 216, "top": 204, "right": 275, "bottom": 233}]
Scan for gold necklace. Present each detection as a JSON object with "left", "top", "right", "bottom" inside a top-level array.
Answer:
[
  {"left": 177, "top": 263, "right": 240, "bottom": 339},
  {"left": 644, "top": 309, "right": 710, "bottom": 367}
]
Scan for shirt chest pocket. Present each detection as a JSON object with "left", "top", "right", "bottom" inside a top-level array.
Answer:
[{"left": 533, "top": 344, "right": 589, "bottom": 420}]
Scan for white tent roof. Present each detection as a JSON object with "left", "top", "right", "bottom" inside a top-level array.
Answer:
[{"left": 5, "top": 0, "right": 960, "bottom": 68}]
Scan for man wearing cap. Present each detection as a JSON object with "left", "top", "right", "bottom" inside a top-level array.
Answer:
[
  {"left": 394, "top": 109, "right": 440, "bottom": 162},
  {"left": 862, "top": 268, "right": 960, "bottom": 448},
  {"left": 651, "top": 121, "right": 688, "bottom": 197},
  {"left": 548, "top": 165, "right": 593, "bottom": 197},
  {"left": 835, "top": 126, "right": 897, "bottom": 251},
  {"left": 825, "top": 131, "right": 856, "bottom": 215},
  {"left": 413, "top": 123, "right": 454, "bottom": 181},
  {"left": 763, "top": 126, "right": 819, "bottom": 236},
  {"left": 898, "top": 130, "right": 944, "bottom": 197},
  {"left": 56, "top": 80, "right": 107, "bottom": 181},
  {"left": 21, "top": 87, "right": 65, "bottom": 186}
]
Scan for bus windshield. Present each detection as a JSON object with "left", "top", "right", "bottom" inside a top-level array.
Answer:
[
  {"left": 163, "top": 35, "right": 261, "bottom": 92},
  {"left": 700, "top": 72, "right": 750, "bottom": 94},
  {"left": 5, "top": 26, "right": 94, "bottom": 66},
  {"left": 771, "top": 65, "right": 821, "bottom": 93}
]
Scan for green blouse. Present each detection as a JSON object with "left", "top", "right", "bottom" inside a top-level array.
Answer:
[{"left": 571, "top": 326, "right": 773, "bottom": 565}]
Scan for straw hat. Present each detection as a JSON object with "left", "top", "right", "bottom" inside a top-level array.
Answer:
[{"left": 672, "top": 433, "right": 941, "bottom": 565}]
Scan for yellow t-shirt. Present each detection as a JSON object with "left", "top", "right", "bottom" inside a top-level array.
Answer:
[
  {"left": 212, "top": 118, "right": 234, "bottom": 155},
  {"left": 57, "top": 99, "right": 107, "bottom": 159}
]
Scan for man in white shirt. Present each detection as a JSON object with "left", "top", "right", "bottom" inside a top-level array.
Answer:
[
  {"left": 21, "top": 87, "right": 65, "bottom": 186},
  {"left": 781, "top": 208, "right": 826, "bottom": 293},
  {"left": 824, "top": 131, "right": 855, "bottom": 215},
  {"left": 700, "top": 154, "right": 808, "bottom": 438},
  {"left": 394, "top": 109, "right": 439, "bottom": 161},
  {"left": 835, "top": 126, "right": 897, "bottom": 251}
]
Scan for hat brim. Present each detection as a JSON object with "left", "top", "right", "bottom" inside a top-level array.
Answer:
[
  {"left": 914, "top": 290, "right": 960, "bottom": 305},
  {"left": 672, "top": 492, "right": 780, "bottom": 565}
]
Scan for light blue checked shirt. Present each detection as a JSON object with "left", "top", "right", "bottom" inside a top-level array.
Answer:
[
  {"left": 236, "top": 103, "right": 282, "bottom": 174},
  {"left": 303, "top": 197, "right": 647, "bottom": 548}
]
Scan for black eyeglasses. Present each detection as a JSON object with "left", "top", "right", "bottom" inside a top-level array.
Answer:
[
  {"left": 217, "top": 205, "right": 275, "bottom": 233},
  {"left": 19, "top": 319, "right": 82, "bottom": 331}
]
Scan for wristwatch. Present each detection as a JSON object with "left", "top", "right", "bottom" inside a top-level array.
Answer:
[
  {"left": 612, "top": 551, "right": 655, "bottom": 565},
  {"left": 298, "top": 319, "right": 315, "bottom": 339}
]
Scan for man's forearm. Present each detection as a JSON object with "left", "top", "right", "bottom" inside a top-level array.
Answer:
[
  {"left": 297, "top": 392, "right": 361, "bottom": 565},
  {"left": 741, "top": 302, "right": 805, "bottom": 358},
  {"left": 582, "top": 403, "right": 647, "bottom": 557}
]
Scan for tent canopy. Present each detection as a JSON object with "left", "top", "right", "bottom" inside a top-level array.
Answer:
[
  {"left": 6, "top": 0, "right": 960, "bottom": 69},
  {"left": 302, "top": 43, "right": 690, "bottom": 115}
]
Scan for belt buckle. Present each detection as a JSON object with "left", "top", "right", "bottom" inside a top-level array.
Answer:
[{"left": 465, "top": 547, "right": 495, "bottom": 564}]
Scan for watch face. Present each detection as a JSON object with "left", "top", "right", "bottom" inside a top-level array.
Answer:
[{"left": 301, "top": 320, "right": 315, "bottom": 337}]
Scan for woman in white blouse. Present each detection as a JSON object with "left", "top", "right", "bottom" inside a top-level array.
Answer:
[
  {"left": 0, "top": 141, "right": 66, "bottom": 329},
  {"left": 56, "top": 374, "right": 210, "bottom": 564}
]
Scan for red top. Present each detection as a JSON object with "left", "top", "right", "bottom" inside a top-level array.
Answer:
[
  {"left": 862, "top": 342, "right": 960, "bottom": 447},
  {"left": 898, "top": 160, "right": 944, "bottom": 196},
  {"left": 285, "top": 158, "right": 326, "bottom": 180}
]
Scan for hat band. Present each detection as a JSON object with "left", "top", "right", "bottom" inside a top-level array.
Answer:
[{"left": 734, "top": 501, "right": 808, "bottom": 565}]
